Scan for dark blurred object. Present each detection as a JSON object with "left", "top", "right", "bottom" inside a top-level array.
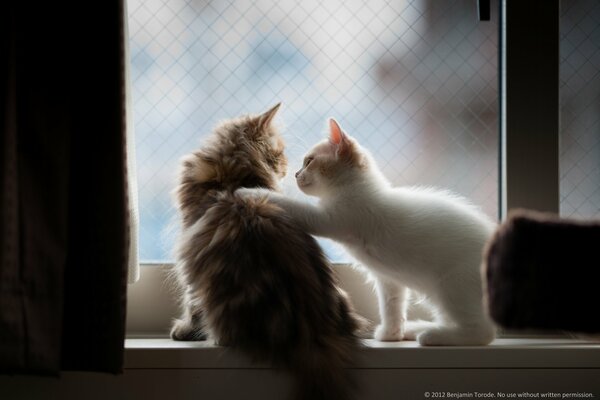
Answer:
[
  {"left": 0, "top": 2, "right": 129, "bottom": 375},
  {"left": 478, "top": 0, "right": 491, "bottom": 21},
  {"left": 485, "top": 210, "right": 600, "bottom": 333}
]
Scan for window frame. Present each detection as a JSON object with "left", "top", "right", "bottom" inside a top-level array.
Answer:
[
  {"left": 500, "top": 0, "right": 560, "bottom": 219},
  {"left": 128, "top": 0, "right": 569, "bottom": 340}
]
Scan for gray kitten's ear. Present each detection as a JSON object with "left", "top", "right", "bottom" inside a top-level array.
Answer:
[{"left": 257, "top": 102, "right": 281, "bottom": 129}]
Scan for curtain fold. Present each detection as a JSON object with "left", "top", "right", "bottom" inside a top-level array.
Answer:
[
  {"left": 124, "top": 0, "right": 141, "bottom": 285},
  {"left": 1, "top": 2, "right": 129, "bottom": 374}
]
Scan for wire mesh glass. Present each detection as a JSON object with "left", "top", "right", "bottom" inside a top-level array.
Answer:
[
  {"left": 560, "top": 0, "right": 600, "bottom": 219},
  {"left": 129, "top": 0, "right": 499, "bottom": 262}
]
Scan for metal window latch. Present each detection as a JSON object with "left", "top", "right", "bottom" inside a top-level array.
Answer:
[{"left": 478, "top": 0, "right": 491, "bottom": 21}]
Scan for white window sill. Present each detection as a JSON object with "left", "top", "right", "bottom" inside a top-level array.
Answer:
[
  {"left": 124, "top": 338, "right": 600, "bottom": 370},
  {"left": 4, "top": 338, "right": 599, "bottom": 400}
]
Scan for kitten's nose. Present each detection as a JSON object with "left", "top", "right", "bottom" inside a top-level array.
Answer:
[{"left": 294, "top": 170, "right": 300, "bottom": 178}]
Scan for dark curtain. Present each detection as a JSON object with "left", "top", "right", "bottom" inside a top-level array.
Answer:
[{"left": 0, "top": 2, "right": 129, "bottom": 374}]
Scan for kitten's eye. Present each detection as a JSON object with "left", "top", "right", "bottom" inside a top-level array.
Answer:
[{"left": 304, "top": 157, "right": 314, "bottom": 167}]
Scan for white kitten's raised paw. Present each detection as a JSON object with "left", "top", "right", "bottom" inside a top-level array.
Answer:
[
  {"left": 235, "top": 187, "right": 271, "bottom": 199},
  {"left": 374, "top": 324, "right": 404, "bottom": 342}
]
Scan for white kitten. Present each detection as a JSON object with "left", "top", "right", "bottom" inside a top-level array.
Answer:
[{"left": 239, "top": 119, "right": 496, "bottom": 346}]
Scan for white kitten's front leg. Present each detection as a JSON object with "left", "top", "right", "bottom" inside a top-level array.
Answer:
[
  {"left": 235, "top": 188, "right": 333, "bottom": 237},
  {"left": 235, "top": 187, "right": 272, "bottom": 198},
  {"left": 374, "top": 277, "right": 408, "bottom": 342}
]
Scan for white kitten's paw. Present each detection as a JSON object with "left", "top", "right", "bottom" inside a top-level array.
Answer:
[
  {"left": 403, "top": 320, "right": 437, "bottom": 341},
  {"left": 417, "top": 325, "right": 495, "bottom": 346},
  {"left": 235, "top": 187, "right": 271, "bottom": 199},
  {"left": 374, "top": 324, "right": 404, "bottom": 342},
  {"left": 417, "top": 328, "right": 451, "bottom": 346}
]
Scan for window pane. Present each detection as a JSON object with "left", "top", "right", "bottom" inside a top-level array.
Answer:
[
  {"left": 560, "top": 0, "right": 600, "bottom": 218},
  {"left": 129, "top": 0, "right": 499, "bottom": 262}
]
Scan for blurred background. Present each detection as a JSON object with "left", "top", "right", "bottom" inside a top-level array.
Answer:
[{"left": 129, "top": 0, "right": 599, "bottom": 263}]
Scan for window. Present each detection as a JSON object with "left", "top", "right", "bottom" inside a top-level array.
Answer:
[
  {"left": 129, "top": 0, "right": 499, "bottom": 263},
  {"left": 126, "top": 0, "right": 600, "bottom": 342},
  {"left": 560, "top": 0, "right": 600, "bottom": 219}
]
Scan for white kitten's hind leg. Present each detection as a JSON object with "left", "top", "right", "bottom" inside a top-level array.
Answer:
[
  {"left": 417, "top": 323, "right": 495, "bottom": 346},
  {"left": 373, "top": 278, "right": 408, "bottom": 341},
  {"left": 403, "top": 320, "right": 437, "bottom": 341},
  {"left": 418, "top": 273, "right": 496, "bottom": 346}
]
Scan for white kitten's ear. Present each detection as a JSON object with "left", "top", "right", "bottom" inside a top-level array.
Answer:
[
  {"left": 257, "top": 102, "right": 281, "bottom": 129},
  {"left": 329, "top": 118, "right": 346, "bottom": 145},
  {"left": 328, "top": 118, "right": 364, "bottom": 166},
  {"left": 329, "top": 118, "right": 352, "bottom": 160}
]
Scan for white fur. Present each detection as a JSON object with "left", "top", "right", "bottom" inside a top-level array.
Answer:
[{"left": 238, "top": 124, "right": 497, "bottom": 346}]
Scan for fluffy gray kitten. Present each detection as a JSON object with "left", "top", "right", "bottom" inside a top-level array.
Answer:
[{"left": 171, "top": 104, "right": 364, "bottom": 400}]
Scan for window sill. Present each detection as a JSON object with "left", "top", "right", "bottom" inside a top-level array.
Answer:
[
  {"left": 124, "top": 338, "right": 600, "bottom": 370},
  {"left": 4, "top": 338, "right": 599, "bottom": 400}
]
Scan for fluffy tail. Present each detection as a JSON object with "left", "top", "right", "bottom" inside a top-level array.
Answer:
[
  {"left": 291, "top": 335, "right": 359, "bottom": 400},
  {"left": 193, "top": 193, "right": 364, "bottom": 399}
]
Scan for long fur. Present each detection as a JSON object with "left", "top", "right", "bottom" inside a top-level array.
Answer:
[
  {"left": 484, "top": 209, "right": 600, "bottom": 334},
  {"left": 239, "top": 118, "right": 497, "bottom": 346},
  {"left": 171, "top": 106, "right": 364, "bottom": 400}
]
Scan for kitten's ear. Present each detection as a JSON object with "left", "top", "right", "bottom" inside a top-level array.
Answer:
[
  {"left": 257, "top": 102, "right": 281, "bottom": 129},
  {"left": 328, "top": 118, "right": 364, "bottom": 167},
  {"left": 329, "top": 117, "right": 352, "bottom": 159},
  {"left": 329, "top": 118, "right": 346, "bottom": 145}
]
